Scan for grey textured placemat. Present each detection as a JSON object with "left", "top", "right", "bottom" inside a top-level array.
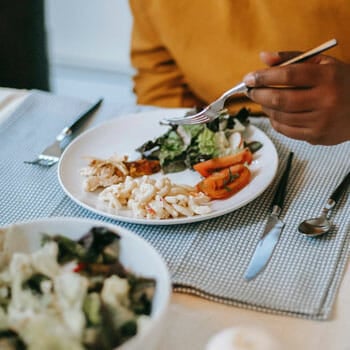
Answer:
[{"left": 1, "top": 90, "right": 349, "bottom": 320}]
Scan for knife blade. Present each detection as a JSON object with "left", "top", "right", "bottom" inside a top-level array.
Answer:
[
  {"left": 244, "top": 152, "right": 294, "bottom": 281},
  {"left": 57, "top": 97, "right": 103, "bottom": 144},
  {"left": 24, "top": 97, "right": 103, "bottom": 166}
]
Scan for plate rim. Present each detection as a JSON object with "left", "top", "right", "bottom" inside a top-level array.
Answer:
[{"left": 58, "top": 109, "right": 279, "bottom": 225}]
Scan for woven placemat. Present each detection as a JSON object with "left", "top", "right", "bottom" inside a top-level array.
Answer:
[{"left": 1, "top": 90, "right": 349, "bottom": 319}]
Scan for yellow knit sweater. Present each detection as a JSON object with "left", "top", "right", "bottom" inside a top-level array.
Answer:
[{"left": 129, "top": 0, "right": 350, "bottom": 114}]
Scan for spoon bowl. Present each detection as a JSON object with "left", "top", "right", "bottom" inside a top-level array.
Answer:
[
  {"left": 298, "top": 171, "right": 350, "bottom": 237},
  {"left": 298, "top": 217, "right": 331, "bottom": 237}
]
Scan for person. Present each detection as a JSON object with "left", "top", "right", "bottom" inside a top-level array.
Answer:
[{"left": 128, "top": 0, "right": 350, "bottom": 145}]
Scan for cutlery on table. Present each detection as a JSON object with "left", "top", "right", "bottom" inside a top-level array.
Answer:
[
  {"left": 162, "top": 39, "right": 337, "bottom": 125},
  {"left": 244, "top": 152, "right": 294, "bottom": 281},
  {"left": 24, "top": 98, "right": 103, "bottom": 167},
  {"left": 298, "top": 171, "right": 350, "bottom": 237}
]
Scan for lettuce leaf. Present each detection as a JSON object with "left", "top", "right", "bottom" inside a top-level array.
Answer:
[
  {"left": 135, "top": 108, "right": 258, "bottom": 173},
  {"left": 158, "top": 130, "right": 186, "bottom": 164},
  {"left": 197, "top": 128, "right": 220, "bottom": 157}
]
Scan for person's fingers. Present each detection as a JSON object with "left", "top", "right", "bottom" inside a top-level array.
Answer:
[
  {"left": 247, "top": 87, "right": 317, "bottom": 113},
  {"left": 244, "top": 53, "right": 341, "bottom": 88},
  {"left": 259, "top": 52, "right": 280, "bottom": 67},
  {"left": 259, "top": 51, "right": 302, "bottom": 67},
  {"left": 260, "top": 51, "right": 337, "bottom": 67},
  {"left": 267, "top": 115, "right": 315, "bottom": 142},
  {"left": 263, "top": 107, "right": 328, "bottom": 144},
  {"left": 243, "top": 63, "right": 326, "bottom": 88},
  {"left": 261, "top": 106, "right": 318, "bottom": 127}
]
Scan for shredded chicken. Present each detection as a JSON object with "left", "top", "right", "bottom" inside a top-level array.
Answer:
[{"left": 80, "top": 155, "right": 160, "bottom": 192}]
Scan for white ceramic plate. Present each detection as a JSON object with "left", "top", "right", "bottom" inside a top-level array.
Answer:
[
  {"left": 58, "top": 108, "right": 278, "bottom": 225},
  {"left": 0, "top": 217, "right": 171, "bottom": 350}
]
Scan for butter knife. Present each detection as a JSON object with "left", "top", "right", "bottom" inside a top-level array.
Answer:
[
  {"left": 24, "top": 97, "right": 103, "bottom": 166},
  {"left": 244, "top": 152, "right": 294, "bottom": 280}
]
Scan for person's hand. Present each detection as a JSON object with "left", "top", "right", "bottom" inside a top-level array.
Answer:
[{"left": 243, "top": 52, "right": 350, "bottom": 145}]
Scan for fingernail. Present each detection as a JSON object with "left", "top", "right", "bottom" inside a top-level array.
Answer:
[
  {"left": 259, "top": 51, "right": 280, "bottom": 60},
  {"left": 270, "top": 51, "right": 280, "bottom": 59},
  {"left": 243, "top": 73, "right": 255, "bottom": 87}
]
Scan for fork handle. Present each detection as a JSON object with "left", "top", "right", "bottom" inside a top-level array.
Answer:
[
  {"left": 222, "top": 39, "right": 337, "bottom": 102},
  {"left": 278, "top": 38, "right": 337, "bottom": 66},
  {"left": 221, "top": 82, "right": 248, "bottom": 100},
  {"left": 56, "top": 98, "right": 103, "bottom": 142}
]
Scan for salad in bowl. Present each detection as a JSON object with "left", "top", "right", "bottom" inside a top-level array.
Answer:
[{"left": 0, "top": 218, "right": 171, "bottom": 350}]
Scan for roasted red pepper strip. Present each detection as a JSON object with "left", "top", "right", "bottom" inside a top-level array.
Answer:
[
  {"left": 193, "top": 148, "right": 252, "bottom": 177},
  {"left": 196, "top": 164, "right": 251, "bottom": 199}
]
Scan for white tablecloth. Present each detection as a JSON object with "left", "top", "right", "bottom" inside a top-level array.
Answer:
[{"left": 1, "top": 89, "right": 349, "bottom": 350}]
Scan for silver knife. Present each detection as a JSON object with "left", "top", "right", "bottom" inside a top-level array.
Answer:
[
  {"left": 244, "top": 152, "right": 294, "bottom": 281},
  {"left": 24, "top": 98, "right": 103, "bottom": 166},
  {"left": 58, "top": 97, "right": 103, "bottom": 142}
]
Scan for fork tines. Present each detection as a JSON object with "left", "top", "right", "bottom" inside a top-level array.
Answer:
[
  {"left": 24, "top": 155, "right": 59, "bottom": 167},
  {"left": 162, "top": 110, "right": 210, "bottom": 125}
]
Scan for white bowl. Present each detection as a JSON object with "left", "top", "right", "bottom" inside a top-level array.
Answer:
[{"left": 0, "top": 217, "right": 171, "bottom": 350}]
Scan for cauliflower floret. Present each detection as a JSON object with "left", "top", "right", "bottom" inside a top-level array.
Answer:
[
  {"left": 9, "top": 253, "right": 33, "bottom": 284},
  {"left": 31, "top": 242, "right": 60, "bottom": 279},
  {"left": 101, "top": 275, "right": 135, "bottom": 328},
  {"left": 54, "top": 272, "right": 88, "bottom": 338},
  {"left": 19, "top": 314, "right": 84, "bottom": 350},
  {"left": 101, "top": 275, "right": 130, "bottom": 308}
]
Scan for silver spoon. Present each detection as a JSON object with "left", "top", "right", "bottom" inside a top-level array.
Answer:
[{"left": 298, "top": 171, "right": 350, "bottom": 237}]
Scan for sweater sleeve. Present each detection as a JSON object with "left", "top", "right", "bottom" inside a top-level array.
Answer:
[{"left": 129, "top": 0, "right": 205, "bottom": 108}]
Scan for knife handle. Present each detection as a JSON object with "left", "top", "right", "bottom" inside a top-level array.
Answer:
[
  {"left": 272, "top": 152, "right": 294, "bottom": 210},
  {"left": 330, "top": 171, "right": 350, "bottom": 203},
  {"left": 56, "top": 98, "right": 103, "bottom": 142}
]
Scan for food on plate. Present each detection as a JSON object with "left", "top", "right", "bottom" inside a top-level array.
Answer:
[
  {"left": 80, "top": 156, "right": 212, "bottom": 219},
  {"left": 99, "top": 175, "right": 212, "bottom": 219},
  {"left": 136, "top": 108, "right": 262, "bottom": 174},
  {"left": 196, "top": 164, "right": 251, "bottom": 199},
  {"left": 0, "top": 226, "right": 156, "bottom": 350},
  {"left": 80, "top": 155, "right": 160, "bottom": 192},
  {"left": 193, "top": 148, "right": 252, "bottom": 177},
  {"left": 78, "top": 108, "right": 263, "bottom": 220},
  {"left": 193, "top": 148, "right": 253, "bottom": 200}
]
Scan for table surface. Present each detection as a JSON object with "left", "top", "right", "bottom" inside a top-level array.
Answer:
[{"left": 1, "top": 89, "right": 349, "bottom": 350}]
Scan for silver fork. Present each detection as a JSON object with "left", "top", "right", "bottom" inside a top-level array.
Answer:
[
  {"left": 161, "top": 39, "right": 337, "bottom": 125},
  {"left": 24, "top": 98, "right": 103, "bottom": 167}
]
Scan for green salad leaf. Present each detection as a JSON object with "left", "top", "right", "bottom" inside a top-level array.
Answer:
[
  {"left": 136, "top": 107, "right": 261, "bottom": 173},
  {"left": 158, "top": 130, "right": 186, "bottom": 164},
  {"left": 197, "top": 127, "right": 219, "bottom": 157}
]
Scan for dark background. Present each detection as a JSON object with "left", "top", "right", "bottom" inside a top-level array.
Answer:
[{"left": 0, "top": 0, "right": 49, "bottom": 90}]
